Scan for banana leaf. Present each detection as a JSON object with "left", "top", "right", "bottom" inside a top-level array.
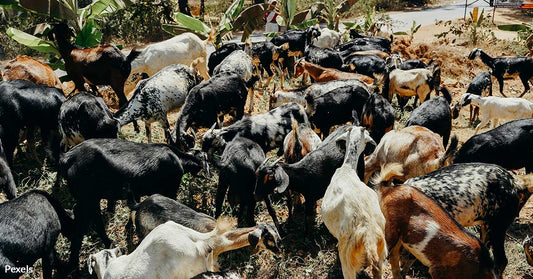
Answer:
[
  {"left": 233, "top": 3, "right": 268, "bottom": 42},
  {"left": 75, "top": 19, "right": 102, "bottom": 47},
  {"left": 6, "top": 27, "right": 59, "bottom": 55}
]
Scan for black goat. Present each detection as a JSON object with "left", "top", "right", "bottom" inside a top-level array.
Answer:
[
  {"left": 405, "top": 96, "right": 452, "bottom": 146},
  {"left": 0, "top": 135, "right": 16, "bottom": 200},
  {"left": 48, "top": 23, "right": 140, "bottom": 108},
  {"left": 0, "top": 190, "right": 73, "bottom": 279},
  {"left": 405, "top": 163, "right": 533, "bottom": 277},
  {"left": 216, "top": 136, "right": 266, "bottom": 227},
  {"left": 360, "top": 93, "right": 394, "bottom": 145},
  {"left": 348, "top": 30, "right": 392, "bottom": 53},
  {"left": 468, "top": 48, "right": 533, "bottom": 97},
  {"left": 251, "top": 41, "right": 289, "bottom": 86},
  {"left": 56, "top": 138, "right": 204, "bottom": 269},
  {"left": 305, "top": 84, "right": 370, "bottom": 138},
  {"left": 451, "top": 71, "right": 492, "bottom": 123},
  {"left": 254, "top": 125, "right": 368, "bottom": 231},
  {"left": 398, "top": 59, "right": 433, "bottom": 70},
  {"left": 271, "top": 26, "right": 321, "bottom": 57},
  {"left": 304, "top": 45, "right": 343, "bottom": 70},
  {"left": 172, "top": 72, "right": 258, "bottom": 151},
  {"left": 0, "top": 80, "right": 65, "bottom": 165},
  {"left": 59, "top": 92, "right": 119, "bottom": 151},
  {"left": 453, "top": 118, "right": 533, "bottom": 172},
  {"left": 202, "top": 102, "right": 309, "bottom": 156},
  {"left": 342, "top": 54, "right": 387, "bottom": 78},
  {"left": 208, "top": 43, "right": 244, "bottom": 76},
  {"left": 125, "top": 194, "right": 215, "bottom": 250}
]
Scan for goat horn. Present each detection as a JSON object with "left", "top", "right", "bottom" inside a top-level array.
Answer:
[
  {"left": 261, "top": 156, "right": 276, "bottom": 166},
  {"left": 273, "top": 157, "right": 284, "bottom": 164}
]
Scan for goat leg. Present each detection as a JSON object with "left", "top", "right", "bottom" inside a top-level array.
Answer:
[
  {"left": 496, "top": 76, "right": 508, "bottom": 97},
  {"left": 264, "top": 196, "right": 285, "bottom": 236}
]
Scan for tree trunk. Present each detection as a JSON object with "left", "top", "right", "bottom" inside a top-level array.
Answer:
[{"left": 178, "top": 0, "right": 191, "bottom": 16}]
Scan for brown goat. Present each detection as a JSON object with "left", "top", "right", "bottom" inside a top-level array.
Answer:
[
  {"left": 376, "top": 166, "right": 498, "bottom": 279},
  {"left": 364, "top": 125, "right": 457, "bottom": 184},
  {"left": 294, "top": 59, "right": 374, "bottom": 84},
  {"left": 49, "top": 23, "right": 140, "bottom": 108},
  {"left": 3, "top": 56, "right": 63, "bottom": 91},
  {"left": 283, "top": 121, "right": 322, "bottom": 163}
]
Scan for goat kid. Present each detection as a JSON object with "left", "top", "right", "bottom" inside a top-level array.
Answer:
[{"left": 456, "top": 93, "right": 533, "bottom": 134}]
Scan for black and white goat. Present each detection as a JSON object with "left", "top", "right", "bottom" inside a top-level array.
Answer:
[
  {"left": 59, "top": 92, "right": 119, "bottom": 151},
  {"left": 115, "top": 63, "right": 201, "bottom": 142},
  {"left": 468, "top": 48, "right": 533, "bottom": 97},
  {"left": 202, "top": 102, "right": 308, "bottom": 155},
  {"left": 347, "top": 30, "right": 392, "bottom": 53},
  {"left": 172, "top": 72, "right": 258, "bottom": 151},
  {"left": 208, "top": 43, "right": 244, "bottom": 76},
  {"left": 405, "top": 163, "right": 533, "bottom": 277}
]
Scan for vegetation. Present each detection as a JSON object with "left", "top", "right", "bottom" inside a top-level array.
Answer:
[{"left": 435, "top": 9, "right": 496, "bottom": 46}]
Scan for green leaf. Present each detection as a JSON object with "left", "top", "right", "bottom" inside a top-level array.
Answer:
[
  {"left": 18, "top": 0, "right": 77, "bottom": 19},
  {"left": 75, "top": 19, "right": 102, "bottom": 47},
  {"left": 82, "top": 0, "right": 132, "bottom": 19},
  {"left": 276, "top": 15, "right": 286, "bottom": 27},
  {"left": 172, "top": 12, "right": 210, "bottom": 36},
  {"left": 341, "top": 21, "right": 356, "bottom": 28},
  {"left": 413, "top": 24, "right": 421, "bottom": 33},
  {"left": 294, "top": 18, "right": 318, "bottom": 29},
  {"left": 497, "top": 24, "right": 528, "bottom": 32},
  {"left": 6, "top": 27, "right": 59, "bottom": 55},
  {"left": 161, "top": 24, "right": 208, "bottom": 39},
  {"left": 287, "top": 0, "right": 296, "bottom": 25}
]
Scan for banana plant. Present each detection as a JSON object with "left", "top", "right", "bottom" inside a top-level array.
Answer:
[
  {"left": 498, "top": 21, "right": 532, "bottom": 54},
  {"left": 162, "top": 0, "right": 245, "bottom": 48},
  {"left": 1, "top": 0, "right": 132, "bottom": 55}
]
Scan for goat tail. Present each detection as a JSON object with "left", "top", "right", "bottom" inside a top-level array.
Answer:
[
  {"left": 439, "top": 135, "right": 458, "bottom": 168},
  {"left": 126, "top": 47, "right": 142, "bottom": 64},
  {"left": 371, "top": 163, "right": 404, "bottom": 186},
  {"left": 291, "top": 117, "right": 300, "bottom": 139},
  {"left": 37, "top": 190, "right": 75, "bottom": 241}
]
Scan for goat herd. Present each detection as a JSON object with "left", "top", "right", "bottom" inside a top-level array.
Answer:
[{"left": 0, "top": 22, "right": 532, "bottom": 279}]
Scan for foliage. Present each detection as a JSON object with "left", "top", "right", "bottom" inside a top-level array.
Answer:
[
  {"left": 435, "top": 9, "right": 496, "bottom": 46},
  {"left": 0, "top": 0, "right": 133, "bottom": 66},
  {"left": 101, "top": 0, "right": 176, "bottom": 44},
  {"left": 498, "top": 21, "right": 533, "bottom": 55},
  {"left": 342, "top": 6, "right": 392, "bottom": 36}
]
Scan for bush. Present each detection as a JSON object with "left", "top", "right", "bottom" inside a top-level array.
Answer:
[{"left": 0, "top": 12, "right": 48, "bottom": 59}]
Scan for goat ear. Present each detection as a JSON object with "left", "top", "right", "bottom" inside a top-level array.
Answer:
[
  {"left": 87, "top": 255, "right": 95, "bottom": 275},
  {"left": 273, "top": 167, "right": 289, "bottom": 194}
]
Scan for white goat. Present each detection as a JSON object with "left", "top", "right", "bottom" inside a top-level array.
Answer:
[
  {"left": 313, "top": 28, "right": 341, "bottom": 49},
  {"left": 124, "top": 33, "right": 211, "bottom": 94},
  {"left": 114, "top": 63, "right": 201, "bottom": 142},
  {"left": 87, "top": 247, "right": 126, "bottom": 279},
  {"left": 457, "top": 93, "right": 533, "bottom": 134},
  {"left": 321, "top": 126, "right": 386, "bottom": 279},
  {"left": 91, "top": 218, "right": 281, "bottom": 279}
]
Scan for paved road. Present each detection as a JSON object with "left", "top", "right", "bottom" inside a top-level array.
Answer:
[{"left": 388, "top": 0, "right": 492, "bottom": 32}]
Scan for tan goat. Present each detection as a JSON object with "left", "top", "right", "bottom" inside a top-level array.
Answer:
[
  {"left": 364, "top": 125, "right": 457, "bottom": 184},
  {"left": 3, "top": 56, "right": 63, "bottom": 91}
]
